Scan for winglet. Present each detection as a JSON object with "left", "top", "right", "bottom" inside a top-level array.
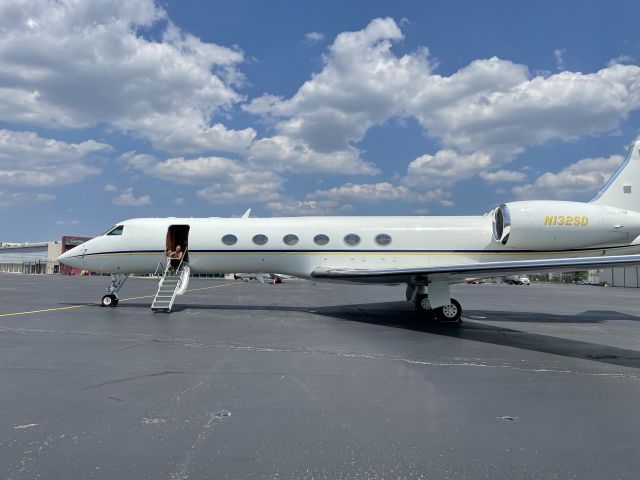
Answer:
[{"left": 241, "top": 208, "right": 251, "bottom": 218}]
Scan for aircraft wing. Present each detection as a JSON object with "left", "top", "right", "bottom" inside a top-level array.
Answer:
[{"left": 311, "top": 254, "right": 640, "bottom": 284}]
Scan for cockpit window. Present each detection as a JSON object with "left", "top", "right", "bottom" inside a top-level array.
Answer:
[{"left": 106, "top": 225, "right": 124, "bottom": 236}]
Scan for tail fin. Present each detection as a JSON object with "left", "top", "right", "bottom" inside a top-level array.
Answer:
[{"left": 591, "top": 139, "right": 640, "bottom": 210}]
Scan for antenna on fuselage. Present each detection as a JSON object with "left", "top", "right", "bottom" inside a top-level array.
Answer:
[{"left": 241, "top": 208, "right": 251, "bottom": 218}]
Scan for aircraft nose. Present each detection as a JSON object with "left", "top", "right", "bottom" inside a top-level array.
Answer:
[{"left": 58, "top": 244, "right": 84, "bottom": 267}]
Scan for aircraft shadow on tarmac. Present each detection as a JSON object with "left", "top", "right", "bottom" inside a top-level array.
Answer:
[{"left": 107, "top": 299, "right": 640, "bottom": 370}]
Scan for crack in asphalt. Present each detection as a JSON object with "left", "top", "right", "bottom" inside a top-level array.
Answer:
[{"left": 1, "top": 326, "right": 639, "bottom": 381}]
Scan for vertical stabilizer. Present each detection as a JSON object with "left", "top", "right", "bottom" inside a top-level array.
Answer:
[{"left": 591, "top": 140, "right": 640, "bottom": 211}]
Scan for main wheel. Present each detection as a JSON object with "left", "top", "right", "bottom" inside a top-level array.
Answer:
[
  {"left": 435, "top": 299, "right": 462, "bottom": 323},
  {"left": 101, "top": 294, "right": 117, "bottom": 307},
  {"left": 414, "top": 293, "right": 432, "bottom": 313}
]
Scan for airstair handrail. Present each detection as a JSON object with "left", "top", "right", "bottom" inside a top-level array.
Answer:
[
  {"left": 176, "top": 246, "right": 188, "bottom": 273},
  {"left": 153, "top": 250, "right": 167, "bottom": 277}
]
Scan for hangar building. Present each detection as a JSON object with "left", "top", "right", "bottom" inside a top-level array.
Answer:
[
  {"left": 0, "top": 236, "right": 92, "bottom": 275},
  {"left": 599, "top": 267, "right": 640, "bottom": 288},
  {"left": 0, "top": 241, "right": 61, "bottom": 274}
]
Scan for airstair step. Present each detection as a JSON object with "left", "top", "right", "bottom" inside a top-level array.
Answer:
[{"left": 151, "top": 262, "right": 189, "bottom": 312}]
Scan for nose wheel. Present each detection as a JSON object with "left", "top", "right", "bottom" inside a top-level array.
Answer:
[
  {"left": 415, "top": 294, "right": 462, "bottom": 323},
  {"left": 100, "top": 274, "right": 128, "bottom": 307},
  {"left": 101, "top": 294, "right": 119, "bottom": 307}
]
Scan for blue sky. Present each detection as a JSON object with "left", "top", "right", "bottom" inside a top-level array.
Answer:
[{"left": 1, "top": 0, "right": 639, "bottom": 241}]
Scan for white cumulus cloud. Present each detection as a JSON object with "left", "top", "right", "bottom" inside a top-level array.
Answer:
[
  {"left": 266, "top": 199, "right": 353, "bottom": 216},
  {"left": 0, "top": 129, "right": 108, "bottom": 186},
  {"left": 304, "top": 32, "right": 324, "bottom": 44},
  {"left": 0, "top": 191, "right": 55, "bottom": 209},
  {"left": 196, "top": 169, "right": 283, "bottom": 204},
  {"left": 479, "top": 169, "right": 527, "bottom": 184},
  {"left": 512, "top": 155, "right": 623, "bottom": 200},
  {"left": 405, "top": 149, "right": 493, "bottom": 187},
  {"left": 247, "top": 18, "right": 640, "bottom": 193},
  {"left": 248, "top": 136, "right": 379, "bottom": 175},
  {"left": 0, "top": 0, "right": 254, "bottom": 153},
  {"left": 309, "top": 182, "right": 409, "bottom": 202},
  {"left": 554, "top": 48, "right": 567, "bottom": 70},
  {"left": 122, "top": 151, "right": 285, "bottom": 204},
  {"left": 245, "top": 17, "right": 429, "bottom": 174},
  {"left": 112, "top": 188, "right": 152, "bottom": 206}
]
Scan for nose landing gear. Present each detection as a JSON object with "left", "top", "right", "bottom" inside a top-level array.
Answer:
[
  {"left": 101, "top": 294, "right": 119, "bottom": 307},
  {"left": 101, "top": 274, "right": 129, "bottom": 307}
]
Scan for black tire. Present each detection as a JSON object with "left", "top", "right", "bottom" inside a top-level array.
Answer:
[
  {"left": 101, "top": 294, "right": 117, "bottom": 307},
  {"left": 435, "top": 298, "right": 462, "bottom": 322},
  {"left": 414, "top": 293, "right": 432, "bottom": 313},
  {"left": 112, "top": 298, "right": 119, "bottom": 306}
]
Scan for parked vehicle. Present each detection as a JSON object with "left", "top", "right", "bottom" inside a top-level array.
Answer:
[{"left": 503, "top": 275, "right": 531, "bottom": 285}]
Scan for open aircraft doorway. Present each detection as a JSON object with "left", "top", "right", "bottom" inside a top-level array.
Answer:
[{"left": 166, "top": 224, "right": 190, "bottom": 264}]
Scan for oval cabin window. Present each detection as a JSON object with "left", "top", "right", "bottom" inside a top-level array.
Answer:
[
  {"left": 283, "top": 234, "right": 299, "bottom": 246},
  {"left": 253, "top": 234, "right": 268, "bottom": 245},
  {"left": 313, "top": 234, "right": 330, "bottom": 246},
  {"left": 344, "top": 233, "right": 360, "bottom": 246},
  {"left": 222, "top": 234, "right": 237, "bottom": 246},
  {"left": 375, "top": 233, "right": 392, "bottom": 246}
]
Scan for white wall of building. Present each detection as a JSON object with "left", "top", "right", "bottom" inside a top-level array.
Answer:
[
  {"left": 0, "top": 241, "right": 60, "bottom": 274},
  {"left": 600, "top": 267, "right": 640, "bottom": 287}
]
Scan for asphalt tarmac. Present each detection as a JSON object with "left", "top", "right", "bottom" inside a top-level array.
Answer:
[{"left": 1, "top": 274, "right": 640, "bottom": 479}]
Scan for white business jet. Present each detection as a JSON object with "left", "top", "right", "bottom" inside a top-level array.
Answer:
[{"left": 60, "top": 140, "right": 640, "bottom": 321}]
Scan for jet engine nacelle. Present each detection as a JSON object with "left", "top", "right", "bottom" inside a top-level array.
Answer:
[{"left": 492, "top": 201, "right": 640, "bottom": 250}]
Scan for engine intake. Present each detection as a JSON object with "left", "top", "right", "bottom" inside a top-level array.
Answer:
[{"left": 493, "top": 204, "right": 511, "bottom": 245}]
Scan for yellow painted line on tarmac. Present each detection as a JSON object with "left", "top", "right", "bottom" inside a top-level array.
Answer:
[
  {"left": 0, "top": 282, "right": 240, "bottom": 318},
  {"left": 0, "top": 304, "right": 90, "bottom": 317}
]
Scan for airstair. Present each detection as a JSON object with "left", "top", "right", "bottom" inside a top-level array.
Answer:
[{"left": 151, "top": 252, "right": 190, "bottom": 312}]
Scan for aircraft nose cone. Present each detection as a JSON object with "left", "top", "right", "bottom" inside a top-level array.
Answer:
[
  {"left": 57, "top": 251, "right": 70, "bottom": 264},
  {"left": 58, "top": 245, "right": 83, "bottom": 267}
]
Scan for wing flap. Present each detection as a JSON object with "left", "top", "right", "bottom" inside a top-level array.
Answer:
[{"left": 311, "top": 254, "right": 640, "bottom": 284}]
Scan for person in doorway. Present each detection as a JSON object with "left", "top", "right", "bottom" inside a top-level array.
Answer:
[{"left": 170, "top": 244, "right": 184, "bottom": 272}]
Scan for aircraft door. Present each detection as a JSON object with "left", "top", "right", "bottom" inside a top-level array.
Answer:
[{"left": 166, "top": 225, "right": 190, "bottom": 263}]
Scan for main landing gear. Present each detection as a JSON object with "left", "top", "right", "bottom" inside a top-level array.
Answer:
[
  {"left": 101, "top": 274, "right": 129, "bottom": 307},
  {"left": 407, "top": 283, "right": 463, "bottom": 323},
  {"left": 414, "top": 294, "right": 462, "bottom": 323}
]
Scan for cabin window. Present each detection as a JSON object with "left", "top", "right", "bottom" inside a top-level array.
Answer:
[
  {"left": 106, "top": 225, "right": 124, "bottom": 236},
  {"left": 283, "top": 234, "right": 299, "bottom": 246},
  {"left": 222, "top": 234, "right": 237, "bottom": 246},
  {"left": 253, "top": 234, "right": 268, "bottom": 245},
  {"left": 344, "top": 233, "right": 360, "bottom": 246},
  {"left": 375, "top": 233, "right": 392, "bottom": 246},
  {"left": 314, "top": 234, "right": 329, "bottom": 246}
]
